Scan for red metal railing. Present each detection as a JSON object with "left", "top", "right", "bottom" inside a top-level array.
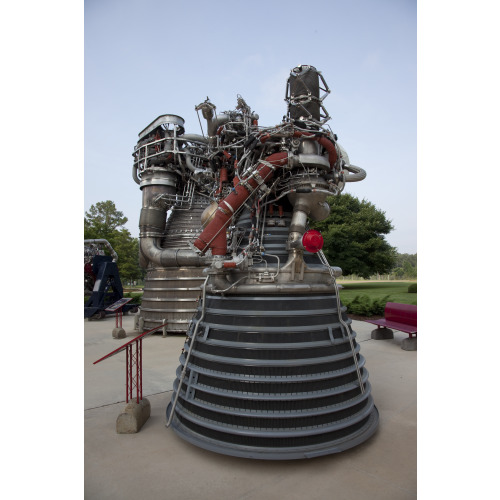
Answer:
[{"left": 94, "top": 323, "right": 167, "bottom": 404}]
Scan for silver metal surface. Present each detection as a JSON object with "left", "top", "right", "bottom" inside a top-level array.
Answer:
[
  {"left": 138, "top": 114, "right": 185, "bottom": 140},
  {"left": 84, "top": 239, "right": 118, "bottom": 262}
]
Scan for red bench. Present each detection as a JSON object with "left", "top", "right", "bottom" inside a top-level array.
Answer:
[{"left": 365, "top": 302, "right": 417, "bottom": 350}]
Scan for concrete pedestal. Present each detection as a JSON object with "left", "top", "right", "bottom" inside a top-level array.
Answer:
[
  {"left": 371, "top": 327, "right": 394, "bottom": 340},
  {"left": 401, "top": 337, "right": 417, "bottom": 351},
  {"left": 112, "top": 327, "right": 126, "bottom": 339},
  {"left": 116, "top": 398, "right": 151, "bottom": 434}
]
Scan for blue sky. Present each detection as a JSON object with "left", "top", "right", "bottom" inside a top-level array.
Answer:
[{"left": 84, "top": 0, "right": 417, "bottom": 254}]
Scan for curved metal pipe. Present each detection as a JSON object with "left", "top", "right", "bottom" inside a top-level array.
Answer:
[
  {"left": 140, "top": 237, "right": 210, "bottom": 267},
  {"left": 195, "top": 102, "right": 230, "bottom": 140},
  {"left": 177, "top": 134, "right": 209, "bottom": 144},
  {"left": 184, "top": 151, "right": 207, "bottom": 176},
  {"left": 84, "top": 239, "right": 118, "bottom": 262},
  {"left": 292, "top": 131, "right": 338, "bottom": 168},
  {"left": 344, "top": 164, "right": 367, "bottom": 182},
  {"left": 132, "top": 164, "right": 140, "bottom": 185},
  {"left": 207, "top": 113, "right": 230, "bottom": 137},
  {"left": 138, "top": 168, "right": 211, "bottom": 268}
]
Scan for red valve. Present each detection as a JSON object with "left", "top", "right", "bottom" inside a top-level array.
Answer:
[{"left": 302, "top": 230, "right": 324, "bottom": 253}]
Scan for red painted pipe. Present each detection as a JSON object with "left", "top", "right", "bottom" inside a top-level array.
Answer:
[
  {"left": 215, "top": 166, "right": 229, "bottom": 195},
  {"left": 193, "top": 152, "right": 288, "bottom": 255},
  {"left": 220, "top": 166, "right": 228, "bottom": 183},
  {"left": 317, "top": 136, "right": 338, "bottom": 168}
]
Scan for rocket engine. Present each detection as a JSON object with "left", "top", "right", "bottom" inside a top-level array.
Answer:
[{"left": 133, "top": 65, "right": 376, "bottom": 459}]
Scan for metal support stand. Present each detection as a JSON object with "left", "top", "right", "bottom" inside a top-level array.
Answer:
[
  {"left": 115, "top": 307, "right": 124, "bottom": 330},
  {"left": 106, "top": 297, "right": 133, "bottom": 339},
  {"left": 125, "top": 339, "right": 143, "bottom": 404}
]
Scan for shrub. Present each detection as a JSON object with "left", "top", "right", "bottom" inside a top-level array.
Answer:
[
  {"left": 346, "top": 295, "right": 371, "bottom": 316},
  {"left": 408, "top": 283, "right": 417, "bottom": 293},
  {"left": 124, "top": 292, "right": 143, "bottom": 305},
  {"left": 345, "top": 294, "right": 391, "bottom": 316},
  {"left": 371, "top": 295, "right": 391, "bottom": 315}
]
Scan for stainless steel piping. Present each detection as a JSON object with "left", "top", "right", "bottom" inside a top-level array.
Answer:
[
  {"left": 177, "top": 134, "right": 209, "bottom": 144},
  {"left": 139, "top": 238, "right": 210, "bottom": 267},
  {"left": 318, "top": 249, "right": 365, "bottom": 394},
  {"left": 344, "top": 164, "right": 367, "bottom": 182},
  {"left": 166, "top": 276, "right": 209, "bottom": 428},
  {"left": 138, "top": 167, "right": 213, "bottom": 268},
  {"left": 84, "top": 239, "right": 118, "bottom": 262},
  {"left": 132, "top": 164, "right": 141, "bottom": 185},
  {"left": 183, "top": 150, "right": 209, "bottom": 176}
]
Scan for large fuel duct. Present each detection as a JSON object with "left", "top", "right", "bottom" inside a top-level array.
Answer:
[
  {"left": 133, "top": 65, "right": 374, "bottom": 458},
  {"left": 132, "top": 115, "right": 212, "bottom": 333}
]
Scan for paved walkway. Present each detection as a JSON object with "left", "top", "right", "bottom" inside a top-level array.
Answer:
[{"left": 85, "top": 314, "right": 416, "bottom": 499}]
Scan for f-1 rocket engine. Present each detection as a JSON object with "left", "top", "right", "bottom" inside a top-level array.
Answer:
[{"left": 133, "top": 65, "right": 376, "bottom": 459}]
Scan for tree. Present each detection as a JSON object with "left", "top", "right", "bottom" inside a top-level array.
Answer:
[
  {"left": 403, "top": 260, "right": 417, "bottom": 279},
  {"left": 311, "top": 194, "right": 396, "bottom": 278},
  {"left": 393, "top": 267, "right": 406, "bottom": 279},
  {"left": 84, "top": 201, "right": 142, "bottom": 282},
  {"left": 393, "top": 252, "right": 417, "bottom": 269},
  {"left": 84, "top": 200, "right": 128, "bottom": 240},
  {"left": 110, "top": 228, "right": 142, "bottom": 282},
  {"left": 392, "top": 253, "right": 417, "bottom": 279}
]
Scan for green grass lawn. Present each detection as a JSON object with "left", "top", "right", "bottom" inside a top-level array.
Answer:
[
  {"left": 339, "top": 281, "right": 417, "bottom": 304},
  {"left": 338, "top": 281, "right": 416, "bottom": 316}
]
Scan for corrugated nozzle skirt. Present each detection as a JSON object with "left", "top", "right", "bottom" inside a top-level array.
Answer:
[{"left": 167, "top": 292, "right": 379, "bottom": 460}]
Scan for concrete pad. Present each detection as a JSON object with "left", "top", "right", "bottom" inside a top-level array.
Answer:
[
  {"left": 112, "top": 327, "right": 126, "bottom": 339},
  {"left": 371, "top": 327, "right": 394, "bottom": 340},
  {"left": 85, "top": 317, "right": 416, "bottom": 499},
  {"left": 401, "top": 337, "right": 417, "bottom": 351},
  {"left": 116, "top": 398, "right": 151, "bottom": 433}
]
